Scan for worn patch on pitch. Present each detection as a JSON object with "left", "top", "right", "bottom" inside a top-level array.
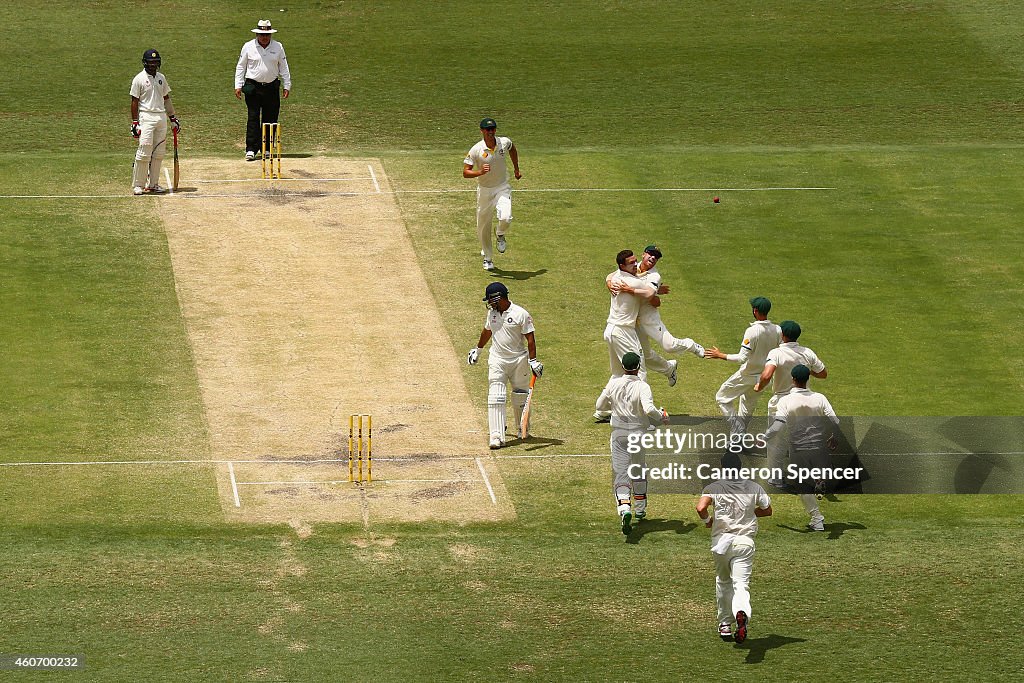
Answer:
[{"left": 156, "top": 157, "right": 513, "bottom": 523}]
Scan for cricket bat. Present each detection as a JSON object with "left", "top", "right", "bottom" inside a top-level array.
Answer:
[
  {"left": 519, "top": 374, "right": 537, "bottom": 439},
  {"left": 172, "top": 128, "right": 180, "bottom": 191}
]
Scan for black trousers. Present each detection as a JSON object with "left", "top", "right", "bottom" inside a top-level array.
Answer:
[{"left": 244, "top": 79, "right": 281, "bottom": 153}]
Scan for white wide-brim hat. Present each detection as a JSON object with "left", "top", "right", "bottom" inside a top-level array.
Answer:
[{"left": 252, "top": 19, "right": 278, "bottom": 34}]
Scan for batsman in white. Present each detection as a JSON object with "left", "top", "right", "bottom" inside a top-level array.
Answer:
[
  {"left": 696, "top": 452, "right": 773, "bottom": 644},
  {"left": 705, "top": 297, "right": 781, "bottom": 441},
  {"left": 607, "top": 245, "right": 705, "bottom": 387},
  {"left": 595, "top": 351, "right": 669, "bottom": 534},
  {"left": 468, "top": 282, "right": 542, "bottom": 449},
  {"left": 130, "top": 49, "right": 180, "bottom": 195},
  {"left": 463, "top": 118, "right": 521, "bottom": 271}
]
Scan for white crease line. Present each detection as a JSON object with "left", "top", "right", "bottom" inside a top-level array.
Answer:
[
  {"left": 163, "top": 168, "right": 173, "bottom": 194},
  {"left": 476, "top": 457, "right": 498, "bottom": 506},
  {"left": 190, "top": 177, "right": 371, "bottom": 183},
  {"left": 227, "top": 462, "right": 241, "bottom": 508},
  {"left": 368, "top": 164, "right": 380, "bottom": 193},
  {"left": 238, "top": 479, "right": 477, "bottom": 485},
  {"left": 0, "top": 186, "right": 836, "bottom": 200},
  {"left": 1, "top": 451, "right": 1018, "bottom": 468}
]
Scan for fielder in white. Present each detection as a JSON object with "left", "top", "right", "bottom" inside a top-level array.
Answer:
[
  {"left": 463, "top": 118, "right": 521, "bottom": 271},
  {"left": 595, "top": 351, "right": 669, "bottom": 535},
  {"left": 130, "top": 49, "right": 180, "bottom": 195},
  {"left": 705, "top": 297, "right": 781, "bottom": 440},
  {"left": 468, "top": 282, "right": 542, "bottom": 449},
  {"left": 755, "top": 320, "right": 827, "bottom": 482},
  {"left": 608, "top": 245, "right": 705, "bottom": 387},
  {"left": 594, "top": 250, "right": 657, "bottom": 422},
  {"left": 697, "top": 452, "right": 773, "bottom": 644},
  {"left": 762, "top": 363, "right": 835, "bottom": 531}
]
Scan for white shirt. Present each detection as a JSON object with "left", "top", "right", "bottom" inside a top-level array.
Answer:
[
  {"left": 730, "top": 320, "right": 781, "bottom": 375},
  {"left": 595, "top": 374, "right": 663, "bottom": 430},
  {"left": 235, "top": 39, "right": 292, "bottom": 89},
  {"left": 485, "top": 302, "right": 534, "bottom": 362},
  {"left": 636, "top": 266, "right": 663, "bottom": 327},
  {"left": 769, "top": 388, "right": 839, "bottom": 450},
  {"left": 464, "top": 137, "right": 513, "bottom": 189},
  {"left": 130, "top": 70, "right": 171, "bottom": 114},
  {"left": 606, "top": 269, "right": 648, "bottom": 327},
  {"left": 701, "top": 479, "right": 770, "bottom": 549},
  {"left": 765, "top": 342, "right": 826, "bottom": 395}
]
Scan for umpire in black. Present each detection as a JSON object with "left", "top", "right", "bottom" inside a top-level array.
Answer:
[{"left": 234, "top": 19, "right": 292, "bottom": 161}]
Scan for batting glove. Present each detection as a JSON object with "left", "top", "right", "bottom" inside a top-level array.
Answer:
[
  {"left": 467, "top": 348, "right": 480, "bottom": 365},
  {"left": 131, "top": 121, "right": 141, "bottom": 138},
  {"left": 529, "top": 359, "right": 544, "bottom": 377},
  {"left": 170, "top": 116, "right": 181, "bottom": 133}
]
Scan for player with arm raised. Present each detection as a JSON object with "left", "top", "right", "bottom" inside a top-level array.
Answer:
[{"left": 704, "top": 297, "right": 781, "bottom": 442}]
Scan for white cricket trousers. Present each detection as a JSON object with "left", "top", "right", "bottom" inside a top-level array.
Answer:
[
  {"left": 610, "top": 428, "right": 647, "bottom": 516},
  {"left": 716, "top": 369, "right": 763, "bottom": 436},
  {"left": 476, "top": 182, "right": 512, "bottom": 261},
  {"left": 714, "top": 537, "right": 755, "bottom": 626},
  {"left": 603, "top": 323, "right": 645, "bottom": 379},
  {"left": 132, "top": 111, "right": 168, "bottom": 190}
]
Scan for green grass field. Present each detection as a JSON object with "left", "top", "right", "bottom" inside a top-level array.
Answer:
[{"left": 2, "top": 1, "right": 1024, "bottom": 680}]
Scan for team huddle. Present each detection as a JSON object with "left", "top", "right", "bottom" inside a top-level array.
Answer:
[{"left": 462, "top": 119, "right": 840, "bottom": 643}]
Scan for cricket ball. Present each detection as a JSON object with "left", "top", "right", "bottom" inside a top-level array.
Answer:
[{"left": 713, "top": 196, "right": 720, "bottom": 203}]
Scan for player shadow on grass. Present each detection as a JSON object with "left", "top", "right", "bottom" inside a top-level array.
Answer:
[
  {"left": 733, "top": 634, "right": 807, "bottom": 664},
  {"left": 491, "top": 267, "right": 548, "bottom": 281},
  {"left": 517, "top": 435, "right": 565, "bottom": 451},
  {"left": 624, "top": 519, "right": 697, "bottom": 545},
  {"left": 776, "top": 521, "right": 867, "bottom": 540}
]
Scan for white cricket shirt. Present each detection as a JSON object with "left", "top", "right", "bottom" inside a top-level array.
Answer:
[
  {"left": 129, "top": 70, "right": 171, "bottom": 113},
  {"left": 464, "top": 137, "right": 513, "bottom": 188},
  {"left": 636, "top": 265, "right": 663, "bottom": 327},
  {"left": 701, "top": 479, "right": 771, "bottom": 548},
  {"left": 606, "top": 269, "right": 647, "bottom": 326},
  {"left": 765, "top": 342, "right": 826, "bottom": 395},
  {"left": 485, "top": 302, "right": 534, "bottom": 361},
  {"left": 772, "top": 388, "right": 839, "bottom": 450},
  {"left": 234, "top": 39, "right": 292, "bottom": 89},
  {"left": 595, "top": 374, "right": 663, "bottom": 430},
  {"left": 733, "top": 320, "right": 781, "bottom": 375}
]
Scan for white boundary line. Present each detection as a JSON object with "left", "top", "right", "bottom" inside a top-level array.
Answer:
[
  {"left": 476, "top": 457, "right": 498, "bottom": 505},
  {"left": 0, "top": 186, "right": 836, "bottom": 200},
  {"left": 368, "top": 164, "right": 381, "bottom": 193},
  {"left": 227, "top": 462, "right": 241, "bottom": 508}
]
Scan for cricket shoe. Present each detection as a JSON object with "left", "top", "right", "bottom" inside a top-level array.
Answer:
[
  {"left": 635, "top": 510, "right": 646, "bottom": 521},
  {"left": 734, "top": 611, "right": 748, "bottom": 644},
  {"left": 489, "top": 436, "right": 502, "bottom": 450},
  {"left": 667, "top": 360, "right": 678, "bottom": 387},
  {"left": 132, "top": 186, "right": 145, "bottom": 196},
  {"left": 719, "top": 623, "right": 733, "bottom": 641},
  {"left": 808, "top": 520, "right": 825, "bottom": 532},
  {"left": 245, "top": 151, "right": 257, "bottom": 161},
  {"left": 593, "top": 411, "right": 611, "bottom": 424},
  {"left": 496, "top": 235, "right": 507, "bottom": 253},
  {"left": 483, "top": 259, "right": 495, "bottom": 271},
  {"left": 692, "top": 342, "right": 706, "bottom": 358},
  {"left": 620, "top": 510, "right": 633, "bottom": 535},
  {"left": 145, "top": 185, "right": 166, "bottom": 194}
]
